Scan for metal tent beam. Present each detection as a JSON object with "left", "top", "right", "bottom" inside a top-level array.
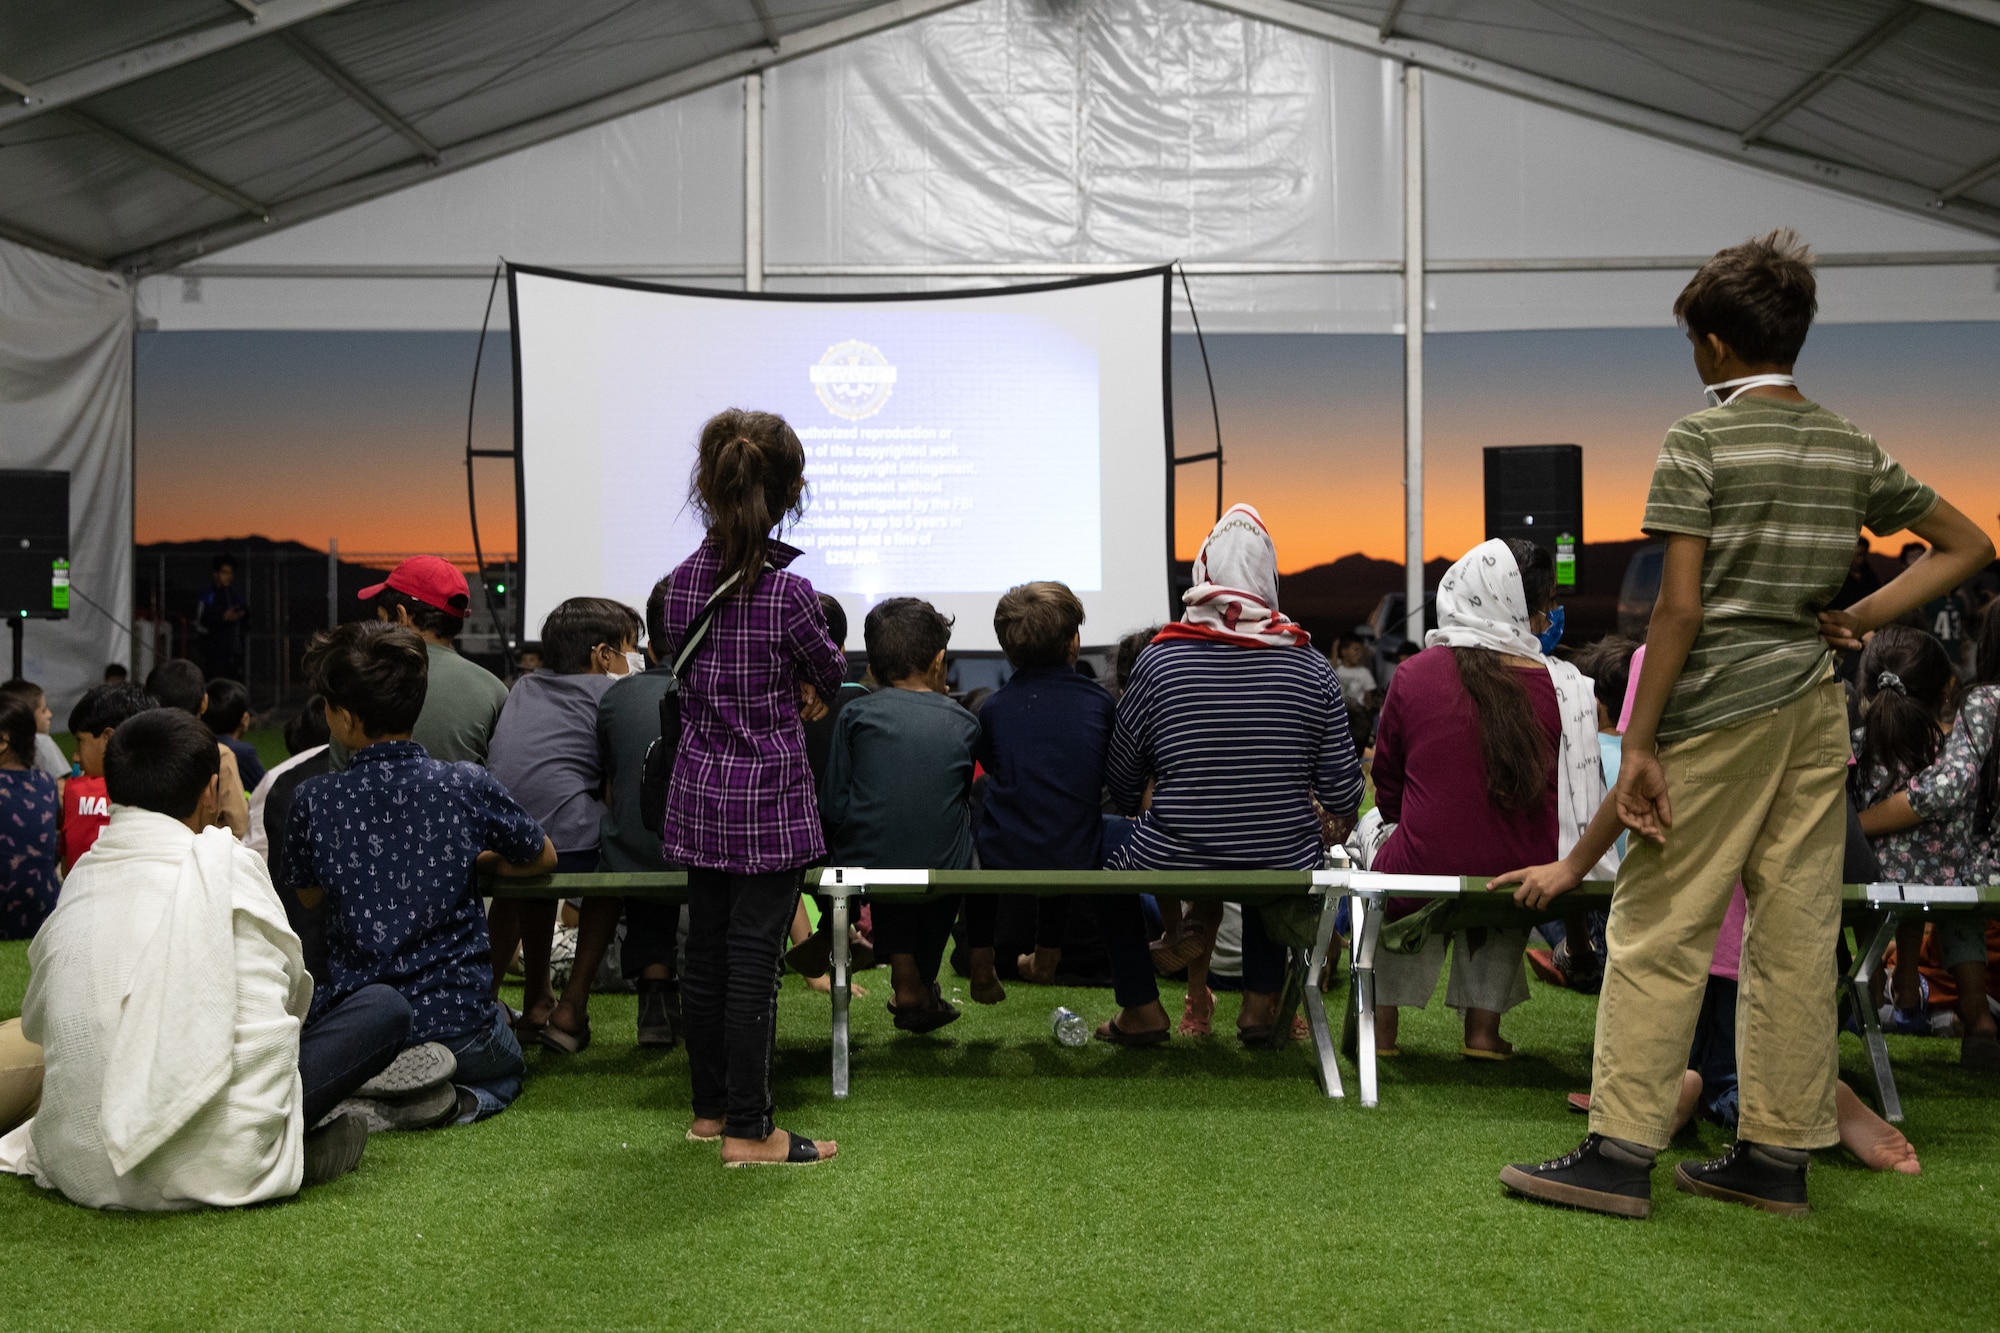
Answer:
[
  {"left": 0, "top": 0, "right": 366, "bottom": 132},
  {"left": 1940, "top": 151, "right": 2000, "bottom": 202},
  {"left": 1195, "top": 0, "right": 2000, "bottom": 240},
  {"left": 114, "top": 0, "right": 978, "bottom": 274},
  {"left": 0, "top": 216, "right": 109, "bottom": 270},
  {"left": 747, "top": 0, "right": 785, "bottom": 49},
  {"left": 1738, "top": 4, "right": 1923, "bottom": 144},
  {"left": 67, "top": 109, "right": 269, "bottom": 219},
  {"left": 280, "top": 31, "right": 440, "bottom": 164}
]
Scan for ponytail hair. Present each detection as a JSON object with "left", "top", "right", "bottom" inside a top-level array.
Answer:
[
  {"left": 690, "top": 408, "right": 808, "bottom": 597},
  {"left": 1856, "top": 624, "right": 1953, "bottom": 784},
  {"left": 1448, "top": 537, "right": 1559, "bottom": 813}
]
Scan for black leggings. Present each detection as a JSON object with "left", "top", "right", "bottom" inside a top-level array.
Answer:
[{"left": 682, "top": 867, "right": 800, "bottom": 1140}]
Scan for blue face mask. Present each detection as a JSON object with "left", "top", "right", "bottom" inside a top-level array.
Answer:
[{"left": 1537, "top": 605, "right": 1566, "bottom": 655}]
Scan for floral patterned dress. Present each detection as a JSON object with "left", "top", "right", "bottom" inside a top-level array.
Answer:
[
  {"left": 0, "top": 767, "right": 61, "bottom": 939},
  {"left": 1908, "top": 685, "right": 2000, "bottom": 887}
]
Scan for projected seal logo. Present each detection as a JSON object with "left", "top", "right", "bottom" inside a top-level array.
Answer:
[{"left": 810, "top": 340, "right": 897, "bottom": 421}]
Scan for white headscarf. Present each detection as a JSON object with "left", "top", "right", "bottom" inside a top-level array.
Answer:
[
  {"left": 1426, "top": 539, "right": 1618, "bottom": 881},
  {"left": 1161, "top": 504, "right": 1311, "bottom": 649}
]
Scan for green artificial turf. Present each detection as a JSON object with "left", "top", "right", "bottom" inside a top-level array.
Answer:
[{"left": 2, "top": 939, "right": 1997, "bottom": 1331}]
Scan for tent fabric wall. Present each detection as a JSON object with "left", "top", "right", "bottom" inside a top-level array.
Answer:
[
  {"left": 136, "top": 0, "right": 2000, "bottom": 334},
  {"left": 0, "top": 237, "right": 133, "bottom": 718}
]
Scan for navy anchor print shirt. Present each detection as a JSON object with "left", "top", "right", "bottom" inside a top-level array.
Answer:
[{"left": 283, "top": 740, "right": 545, "bottom": 1042}]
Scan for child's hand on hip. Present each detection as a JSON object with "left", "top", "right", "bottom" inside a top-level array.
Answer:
[{"left": 1614, "top": 752, "right": 1672, "bottom": 845}]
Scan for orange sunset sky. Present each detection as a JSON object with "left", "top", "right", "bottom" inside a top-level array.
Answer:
[{"left": 136, "top": 324, "right": 2000, "bottom": 571}]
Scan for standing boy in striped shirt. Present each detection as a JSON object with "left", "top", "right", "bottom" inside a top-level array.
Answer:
[{"left": 1502, "top": 229, "right": 1992, "bottom": 1219}]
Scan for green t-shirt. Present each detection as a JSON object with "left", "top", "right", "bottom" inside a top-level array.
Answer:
[
  {"left": 1642, "top": 396, "right": 1937, "bottom": 744},
  {"left": 328, "top": 641, "right": 510, "bottom": 770}
]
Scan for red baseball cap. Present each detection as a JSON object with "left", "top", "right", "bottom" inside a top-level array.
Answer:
[{"left": 358, "top": 555, "right": 471, "bottom": 613}]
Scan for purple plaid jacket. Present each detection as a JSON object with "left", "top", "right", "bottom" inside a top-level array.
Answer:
[{"left": 660, "top": 537, "right": 848, "bottom": 873}]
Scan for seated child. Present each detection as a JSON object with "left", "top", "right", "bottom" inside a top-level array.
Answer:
[
  {"left": 0, "top": 679, "right": 71, "bottom": 785},
  {"left": 144, "top": 659, "right": 250, "bottom": 839},
  {"left": 0, "top": 696, "right": 60, "bottom": 940},
  {"left": 969, "top": 582, "right": 1115, "bottom": 997},
  {"left": 203, "top": 677, "right": 266, "bottom": 793},
  {"left": 788, "top": 592, "right": 877, "bottom": 988},
  {"left": 485, "top": 596, "right": 642, "bottom": 1053},
  {"left": 0, "top": 709, "right": 414, "bottom": 1208},
  {"left": 819, "top": 598, "right": 979, "bottom": 1032},
  {"left": 60, "top": 682, "right": 154, "bottom": 871},
  {"left": 283, "top": 623, "right": 555, "bottom": 1125}
]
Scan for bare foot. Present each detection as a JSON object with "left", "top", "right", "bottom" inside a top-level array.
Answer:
[
  {"left": 515, "top": 993, "right": 555, "bottom": 1034},
  {"left": 1179, "top": 986, "right": 1215, "bottom": 1037},
  {"left": 805, "top": 974, "right": 869, "bottom": 997},
  {"left": 1111, "top": 1000, "right": 1171, "bottom": 1035},
  {"left": 720, "top": 1127, "right": 838, "bottom": 1166},
  {"left": 967, "top": 948, "right": 1005, "bottom": 1005},
  {"left": 688, "top": 1116, "right": 725, "bottom": 1141},
  {"left": 1837, "top": 1079, "right": 1921, "bottom": 1174},
  {"left": 1017, "top": 947, "right": 1061, "bottom": 984}
]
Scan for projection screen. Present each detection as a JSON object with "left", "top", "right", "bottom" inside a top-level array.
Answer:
[{"left": 510, "top": 265, "right": 1173, "bottom": 653}]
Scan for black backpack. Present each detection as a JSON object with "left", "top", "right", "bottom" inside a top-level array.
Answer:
[{"left": 639, "top": 571, "right": 743, "bottom": 833}]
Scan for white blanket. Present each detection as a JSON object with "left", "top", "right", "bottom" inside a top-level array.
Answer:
[{"left": 0, "top": 808, "right": 310, "bottom": 1210}]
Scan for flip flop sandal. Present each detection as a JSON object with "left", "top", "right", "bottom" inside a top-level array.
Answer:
[
  {"left": 888, "top": 990, "right": 961, "bottom": 1034},
  {"left": 1567, "top": 1092, "right": 1592, "bottom": 1113},
  {"left": 1461, "top": 1045, "right": 1514, "bottom": 1062},
  {"left": 686, "top": 1126, "right": 722, "bottom": 1143},
  {"left": 538, "top": 1021, "right": 591, "bottom": 1054},
  {"left": 723, "top": 1131, "right": 829, "bottom": 1168},
  {"left": 1375, "top": 1045, "right": 1401, "bottom": 1057},
  {"left": 1236, "top": 1023, "right": 1277, "bottom": 1048},
  {"left": 1094, "top": 1019, "right": 1170, "bottom": 1047}
]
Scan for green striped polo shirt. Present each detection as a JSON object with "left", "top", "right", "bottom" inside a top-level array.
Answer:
[{"left": 1642, "top": 396, "right": 1937, "bottom": 744}]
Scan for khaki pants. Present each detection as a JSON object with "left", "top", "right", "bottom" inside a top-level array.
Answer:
[
  {"left": 1589, "top": 675, "right": 1848, "bottom": 1151},
  {"left": 0, "top": 1017, "right": 42, "bottom": 1136}
]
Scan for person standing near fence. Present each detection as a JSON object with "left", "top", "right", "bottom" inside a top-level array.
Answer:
[
  {"left": 195, "top": 554, "right": 249, "bottom": 684},
  {"left": 662, "top": 409, "right": 847, "bottom": 1168}
]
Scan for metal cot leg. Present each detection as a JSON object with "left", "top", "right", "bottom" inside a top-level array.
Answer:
[
  {"left": 1849, "top": 914, "right": 1902, "bottom": 1123},
  {"left": 830, "top": 889, "right": 852, "bottom": 1100},
  {"left": 1352, "top": 894, "right": 1382, "bottom": 1109},
  {"left": 1303, "top": 891, "right": 1343, "bottom": 1099}
]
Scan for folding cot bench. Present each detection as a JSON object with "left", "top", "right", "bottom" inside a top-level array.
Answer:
[{"left": 1342, "top": 876, "right": 2000, "bottom": 1119}]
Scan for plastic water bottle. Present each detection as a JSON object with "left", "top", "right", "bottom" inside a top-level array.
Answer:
[{"left": 1050, "top": 1006, "right": 1089, "bottom": 1047}]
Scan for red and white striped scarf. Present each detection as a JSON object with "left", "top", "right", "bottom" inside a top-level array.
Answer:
[{"left": 1153, "top": 504, "right": 1312, "bottom": 650}]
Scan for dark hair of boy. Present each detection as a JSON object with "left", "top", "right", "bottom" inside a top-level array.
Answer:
[
  {"left": 0, "top": 696, "right": 35, "bottom": 767},
  {"left": 144, "top": 659, "right": 208, "bottom": 715},
  {"left": 539, "top": 597, "right": 642, "bottom": 675},
  {"left": 645, "top": 575, "right": 675, "bottom": 658},
  {"left": 284, "top": 695, "right": 331, "bottom": 755},
  {"left": 104, "top": 662, "right": 129, "bottom": 682},
  {"left": 993, "top": 581, "right": 1085, "bottom": 670},
  {"left": 211, "top": 553, "right": 235, "bottom": 573},
  {"left": 203, "top": 677, "right": 251, "bottom": 736},
  {"left": 1671, "top": 227, "right": 1816, "bottom": 366},
  {"left": 67, "top": 682, "right": 154, "bottom": 738},
  {"left": 1452, "top": 537, "right": 1558, "bottom": 813},
  {"left": 818, "top": 593, "right": 849, "bottom": 651},
  {"left": 1855, "top": 623, "right": 1954, "bottom": 782},
  {"left": 1335, "top": 631, "right": 1366, "bottom": 655},
  {"left": 1114, "top": 625, "right": 1162, "bottom": 693},
  {"left": 689, "top": 408, "right": 807, "bottom": 599},
  {"left": 104, "top": 708, "right": 219, "bottom": 819},
  {"left": 1572, "top": 634, "right": 1640, "bottom": 719},
  {"left": 303, "top": 622, "right": 429, "bottom": 739},
  {"left": 375, "top": 587, "right": 465, "bottom": 641},
  {"left": 864, "top": 598, "right": 954, "bottom": 685}
]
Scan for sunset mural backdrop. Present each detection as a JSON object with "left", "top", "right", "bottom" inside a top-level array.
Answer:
[{"left": 136, "top": 322, "right": 2000, "bottom": 575}]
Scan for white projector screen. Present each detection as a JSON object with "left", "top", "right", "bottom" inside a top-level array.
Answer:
[{"left": 510, "top": 265, "right": 1173, "bottom": 653}]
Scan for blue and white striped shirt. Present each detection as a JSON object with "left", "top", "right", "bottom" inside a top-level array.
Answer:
[{"left": 1105, "top": 638, "right": 1364, "bottom": 871}]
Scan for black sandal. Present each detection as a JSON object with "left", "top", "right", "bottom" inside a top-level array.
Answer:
[
  {"left": 723, "top": 1131, "right": 830, "bottom": 1168},
  {"left": 889, "top": 984, "right": 961, "bottom": 1034},
  {"left": 1094, "top": 1018, "right": 1170, "bottom": 1047}
]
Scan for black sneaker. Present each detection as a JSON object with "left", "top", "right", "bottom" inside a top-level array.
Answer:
[
  {"left": 302, "top": 1112, "right": 368, "bottom": 1185},
  {"left": 1500, "top": 1135, "right": 1653, "bottom": 1219},
  {"left": 1674, "top": 1142, "right": 1809, "bottom": 1216},
  {"left": 637, "top": 978, "right": 681, "bottom": 1049}
]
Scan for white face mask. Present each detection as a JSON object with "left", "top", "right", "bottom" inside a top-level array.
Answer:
[
  {"left": 1703, "top": 373, "right": 1796, "bottom": 407},
  {"left": 624, "top": 651, "right": 647, "bottom": 676}
]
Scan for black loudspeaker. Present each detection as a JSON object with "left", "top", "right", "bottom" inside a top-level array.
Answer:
[
  {"left": 0, "top": 470, "right": 71, "bottom": 620},
  {"left": 1484, "top": 445, "right": 1582, "bottom": 592}
]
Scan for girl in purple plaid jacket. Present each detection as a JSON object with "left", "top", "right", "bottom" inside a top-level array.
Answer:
[{"left": 665, "top": 409, "right": 847, "bottom": 1168}]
